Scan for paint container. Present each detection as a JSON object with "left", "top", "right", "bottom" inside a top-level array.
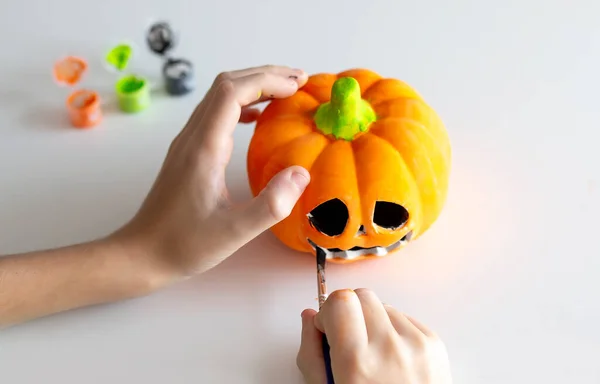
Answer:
[
  {"left": 115, "top": 74, "right": 150, "bottom": 113},
  {"left": 147, "top": 21, "right": 176, "bottom": 56},
  {"left": 66, "top": 89, "right": 102, "bottom": 128},
  {"left": 163, "top": 58, "right": 194, "bottom": 96},
  {"left": 146, "top": 21, "right": 194, "bottom": 96},
  {"left": 53, "top": 56, "right": 102, "bottom": 129}
]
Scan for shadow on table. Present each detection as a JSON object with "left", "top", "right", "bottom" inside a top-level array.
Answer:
[
  {"left": 175, "top": 235, "right": 314, "bottom": 384},
  {"left": 257, "top": 338, "right": 307, "bottom": 384}
]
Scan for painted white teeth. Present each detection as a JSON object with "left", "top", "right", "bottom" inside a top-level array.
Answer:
[{"left": 308, "top": 231, "right": 413, "bottom": 260}]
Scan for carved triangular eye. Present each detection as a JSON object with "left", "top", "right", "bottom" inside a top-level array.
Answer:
[
  {"left": 373, "top": 201, "right": 409, "bottom": 230},
  {"left": 308, "top": 198, "right": 349, "bottom": 237}
]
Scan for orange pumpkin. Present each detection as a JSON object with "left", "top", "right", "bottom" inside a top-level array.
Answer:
[{"left": 247, "top": 69, "right": 451, "bottom": 262}]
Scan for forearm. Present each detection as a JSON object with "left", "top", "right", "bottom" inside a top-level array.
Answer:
[{"left": 0, "top": 237, "right": 171, "bottom": 328}]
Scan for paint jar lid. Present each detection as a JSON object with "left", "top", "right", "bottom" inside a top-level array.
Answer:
[
  {"left": 146, "top": 21, "right": 176, "bottom": 55},
  {"left": 53, "top": 56, "right": 88, "bottom": 87},
  {"left": 105, "top": 43, "right": 134, "bottom": 72}
]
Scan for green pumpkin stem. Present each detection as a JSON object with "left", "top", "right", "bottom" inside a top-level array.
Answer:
[{"left": 313, "top": 77, "right": 376, "bottom": 140}]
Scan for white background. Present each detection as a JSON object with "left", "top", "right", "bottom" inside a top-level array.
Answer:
[{"left": 1, "top": 0, "right": 599, "bottom": 383}]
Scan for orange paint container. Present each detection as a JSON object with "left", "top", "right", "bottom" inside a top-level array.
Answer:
[
  {"left": 53, "top": 56, "right": 102, "bottom": 129},
  {"left": 66, "top": 89, "right": 102, "bottom": 128}
]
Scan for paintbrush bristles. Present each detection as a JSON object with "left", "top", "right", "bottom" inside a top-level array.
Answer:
[{"left": 316, "top": 245, "right": 327, "bottom": 267}]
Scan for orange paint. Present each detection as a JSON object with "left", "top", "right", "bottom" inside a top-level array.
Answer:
[
  {"left": 53, "top": 56, "right": 102, "bottom": 129},
  {"left": 66, "top": 89, "right": 102, "bottom": 129},
  {"left": 247, "top": 69, "right": 451, "bottom": 263},
  {"left": 328, "top": 289, "right": 356, "bottom": 302},
  {"left": 53, "top": 56, "right": 87, "bottom": 86}
]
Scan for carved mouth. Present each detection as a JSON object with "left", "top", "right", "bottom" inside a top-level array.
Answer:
[{"left": 308, "top": 230, "right": 413, "bottom": 261}]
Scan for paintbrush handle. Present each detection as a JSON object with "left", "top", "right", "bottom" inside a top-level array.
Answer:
[{"left": 322, "top": 333, "right": 335, "bottom": 383}]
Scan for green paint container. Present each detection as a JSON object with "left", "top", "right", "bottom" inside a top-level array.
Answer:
[{"left": 115, "top": 75, "right": 150, "bottom": 113}]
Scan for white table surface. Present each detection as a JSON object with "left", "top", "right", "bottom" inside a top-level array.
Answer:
[{"left": 1, "top": 0, "right": 599, "bottom": 383}]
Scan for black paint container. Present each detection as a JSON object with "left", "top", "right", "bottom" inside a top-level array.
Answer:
[
  {"left": 163, "top": 58, "right": 194, "bottom": 96},
  {"left": 147, "top": 21, "right": 195, "bottom": 96},
  {"left": 147, "top": 22, "right": 176, "bottom": 56}
]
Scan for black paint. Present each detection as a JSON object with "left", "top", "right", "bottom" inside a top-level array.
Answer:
[
  {"left": 147, "top": 21, "right": 176, "bottom": 56},
  {"left": 373, "top": 201, "right": 409, "bottom": 229},
  {"left": 308, "top": 198, "right": 349, "bottom": 237},
  {"left": 163, "top": 58, "right": 194, "bottom": 96}
]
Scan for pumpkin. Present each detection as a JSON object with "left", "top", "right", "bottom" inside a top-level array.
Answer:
[{"left": 246, "top": 69, "right": 451, "bottom": 262}]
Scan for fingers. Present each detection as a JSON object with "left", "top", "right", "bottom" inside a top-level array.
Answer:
[
  {"left": 217, "top": 65, "right": 306, "bottom": 82},
  {"left": 404, "top": 313, "right": 437, "bottom": 338},
  {"left": 384, "top": 304, "right": 435, "bottom": 342},
  {"left": 196, "top": 71, "right": 304, "bottom": 153},
  {"left": 232, "top": 72, "right": 302, "bottom": 105},
  {"left": 176, "top": 65, "right": 306, "bottom": 145},
  {"left": 305, "top": 290, "right": 444, "bottom": 383},
  {"left": 353, "top": 288, "right": 395, "bottom": 340},
  {"left": 296, "top": 309, "right": 326, "bottom": 383},
  {"left": 316, "top": 289, "right": 397, "bottom": 347},
  {"left": 222, "top": 66, "right": 307, "bottom": 124},
  {"left": 202, "top": 65, "right": 306, "bottom": 127},
  {"left": 300, "top": 309, "right": 323, "bottom": 358},
  {"left": 221, "top": 165, "right": 310, "bottom": 248},
  {"left": 196, "top": 65, "right": 303, "bottom": 121},
  {"left": 314, "top": 289, "right": 369, "bottom": 351},
  {"left": 239, "top": 107, "right": 261, "bottom": 123}
]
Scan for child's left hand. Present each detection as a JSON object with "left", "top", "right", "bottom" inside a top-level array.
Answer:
[
  {"left": 113, "top": 65, "right": 310, "bottom": 284},
  {"left": 0, "top": 65, "right": 310, "bottom": 328}
]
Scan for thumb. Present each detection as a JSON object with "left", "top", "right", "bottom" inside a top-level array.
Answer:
[
  {"left": 226, "top": 165, "right": 310, "bottom": 245},
  {"left": 297, "top": 309, "right": 326, "bottom": 383}
]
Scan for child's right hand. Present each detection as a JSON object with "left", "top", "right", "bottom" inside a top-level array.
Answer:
[{"left": 297, "top": 288, "right": 453, "bottom": 383}]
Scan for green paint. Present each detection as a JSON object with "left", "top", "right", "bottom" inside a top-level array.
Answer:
[
  {"left": 313, "top": 77, "right": 376, "bottom": 141},
  {"left": 115, "top": 75, "right": 150, "bottom": 113},
  {"left": 106, "top": 44, "right": 133, "bottom": 71}
]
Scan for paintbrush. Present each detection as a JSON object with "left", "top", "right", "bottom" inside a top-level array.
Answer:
[{"left": 316, "top": 246, "right": 335, "bottom": 384}]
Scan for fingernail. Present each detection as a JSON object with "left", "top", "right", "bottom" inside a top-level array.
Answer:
[{"left": 291, "top": 171, "right": 309, "bottom": 190}]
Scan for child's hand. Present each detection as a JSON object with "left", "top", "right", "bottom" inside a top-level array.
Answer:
[
  {"left": 113, "top": 65, "right": 310, "bottom": 283},
  {"left": 297, "top": 289, "right": 453, "bottom": 384},
  {"left": 0, "top": 65, "right": 311, "bottom": 327}
]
